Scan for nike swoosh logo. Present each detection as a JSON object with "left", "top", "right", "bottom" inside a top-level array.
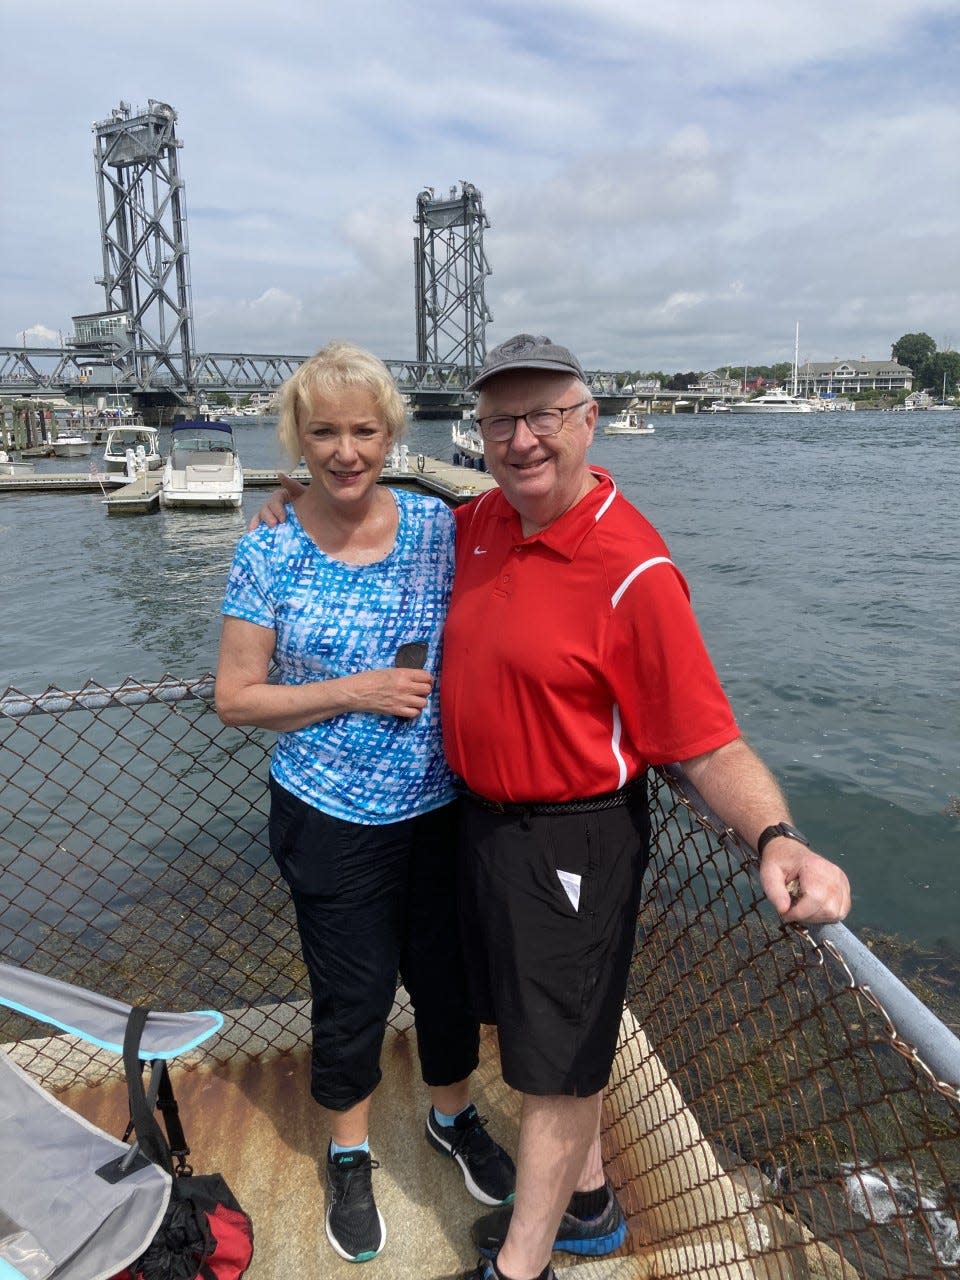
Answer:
[{"left": 473, "top": 546, "right": 488, "bottom": 555}]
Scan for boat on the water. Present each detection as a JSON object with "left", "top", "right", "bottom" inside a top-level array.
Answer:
[
  {"left": 102, "top": 424, "right": 162, "bottom": 481},
  {"left": 51, "top": 431, "right": 92, "bottom": 457},
  {"left": 604, "top": 408, "right": 655, "bottom": 436},
  {"left": 451, "top": 420, "right": 486, "bottom": 470},
  {"left": 733, "top": 324, "right": 818, "bottom": 413},
  {"left": 0, "top": 449, "right": 34, "bottom": 477},
  {"left": 702, "top": 400, "right": 732, "bottom": 414},
  {"left": 161, "top": 420, "right": 243, "bottom": 510},
  {"left": 927, "top": 374, "right": 956, "bottom": 410},
  {"left": 730, "top": 387, "right": 817, "bottom": 414}
]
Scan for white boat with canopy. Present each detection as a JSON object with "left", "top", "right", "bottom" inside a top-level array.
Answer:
[
  {"left": 161, "top": 420, "right": 243, "bottom": 510},
  {"left": 102, "top": 423, "right": 162, "bottom": 482},
  {"left": 604, "top": 408, "right": 655, "bottom": 436}
]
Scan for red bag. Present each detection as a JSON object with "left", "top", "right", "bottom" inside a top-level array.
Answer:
[
  {"left": 108, "top": 1007, "right": 254, "bottom": 1279},
  {"left": 111, "top": 1172, "right": 253, "bottom": 1280}
]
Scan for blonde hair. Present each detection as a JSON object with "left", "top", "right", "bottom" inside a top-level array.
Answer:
[{"left": 276, "top": 341, "right": 408, "bottom": 467}]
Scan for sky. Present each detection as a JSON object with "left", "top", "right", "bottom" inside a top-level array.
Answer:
[{"left": 1, "top": 0, "right": 958, "bottom": 374}]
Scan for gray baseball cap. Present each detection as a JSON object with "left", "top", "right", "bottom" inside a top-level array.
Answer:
[{"left": 468, "top": 333, "right": 586, "bottom": 390}]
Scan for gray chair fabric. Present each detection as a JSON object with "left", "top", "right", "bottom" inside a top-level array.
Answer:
[{"left": 0, "top": 964, "right": 223, "bottom": 1280}]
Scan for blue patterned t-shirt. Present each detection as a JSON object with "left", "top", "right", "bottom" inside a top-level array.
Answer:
[{"left": 221, "top": 489, "right": 456, "bottom": 824}]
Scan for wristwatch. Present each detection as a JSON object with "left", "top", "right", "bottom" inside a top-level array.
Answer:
[{"left": 756, "top": 822, "right": 810, "bottom": 856}]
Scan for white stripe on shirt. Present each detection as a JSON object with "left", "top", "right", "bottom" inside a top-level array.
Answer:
[{"left": 611, "top": 556, "right": 674, "bottom": 609}]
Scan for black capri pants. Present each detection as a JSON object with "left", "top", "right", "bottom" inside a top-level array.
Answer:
[{"left": 269, "top": 777, "right": 479, "bottom": 1111}]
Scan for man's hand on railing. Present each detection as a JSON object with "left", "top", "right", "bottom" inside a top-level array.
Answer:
[
  {"left": 758, "top": 842, "right": 852, "bottom": 924},
  {"left": 678, "top": 736, "right": 852, "bottom": 926},
  {"left": 248, "top": 472, "right": 305, "bottom": 531}
]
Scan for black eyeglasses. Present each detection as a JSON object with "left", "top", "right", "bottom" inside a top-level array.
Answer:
[{"left": 475, "top": 399, "right": 591, "bottom": 442}]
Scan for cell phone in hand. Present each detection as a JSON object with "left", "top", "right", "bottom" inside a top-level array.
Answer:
[{"left": 394, "top": 641, "right": 429, "bottom": 669}]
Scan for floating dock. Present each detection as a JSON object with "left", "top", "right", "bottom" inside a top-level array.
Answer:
[{"left": 0, "top": 457, "right": 496, "bottom": 513}]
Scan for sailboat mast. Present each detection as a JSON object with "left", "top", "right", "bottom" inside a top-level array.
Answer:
[{"left": 793, "top": 322, "right": 800, "bottom": 396}]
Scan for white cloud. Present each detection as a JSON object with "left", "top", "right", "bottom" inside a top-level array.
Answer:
[
  {"left": 0, "top": 0, "right": 957, "bottom": 371},
  {"left": 17, "top": 325, "right": 62, "bottom": 346}
]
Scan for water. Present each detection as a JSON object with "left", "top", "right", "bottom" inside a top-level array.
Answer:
[{"left": 2, "top": 411, "right": 958, "bottom": 952}]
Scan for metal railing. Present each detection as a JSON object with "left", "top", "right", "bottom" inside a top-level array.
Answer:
[{"left": 2, "top": 676, "right": 958, "bottom": 1278}]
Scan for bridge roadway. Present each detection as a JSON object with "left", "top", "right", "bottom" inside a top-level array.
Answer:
[
  {"left": 0, "top": 345, "right": 732, "bottom": 417},
  {"left": 0, "top": 344, "right": 664, "bottom": 407}
]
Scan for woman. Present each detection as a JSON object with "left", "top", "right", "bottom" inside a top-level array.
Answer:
[{"left": 215, "top": 342, "right": 513, "bottom": 1264}]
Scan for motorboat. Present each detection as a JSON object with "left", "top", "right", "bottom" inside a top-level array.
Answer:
[
  {"left": 101, "top": 423, "right": 162, "bottom": 482},
  {"left": 161, "top": 420, "right": 243, "bottom": 510},
  {"left": 730, "top": 387, "right": 817, "bottom": 414},
  {"left": 51, "top": 431, "right": 92, "bottom": 457},
  {"left": 0, "top": 449, "right": 34, "bottom": 477},
  {"left": 604, "top": 408, "right": 655, "bottom": 436},
  {"left": 451, "top": 420, "right": 486, "bottom": 470},
  {"left": 733, "top": 323, "right": 818, "bottom": 413},
  {"left": 702, "top": 400, "right": 733, "bottom": 413}
]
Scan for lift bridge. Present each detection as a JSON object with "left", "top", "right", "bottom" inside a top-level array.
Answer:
[{"left": 0, "top": 100, "right": 629, "bottom": 416}]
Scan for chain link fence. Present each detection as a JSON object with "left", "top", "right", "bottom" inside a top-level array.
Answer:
[{"left": 2, "top": 676, "right": 958, "bottom": 1278}]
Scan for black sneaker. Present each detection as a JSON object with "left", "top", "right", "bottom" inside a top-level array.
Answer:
[
  {"left": 325, "top": 1146, "right": 386, "bottom": 1262},
  {"left": 426, "top": 1104, "right": 516, "bottom": 1206},
  {"left": 472, "top": 1182, "right": 627, "bottom": 1257},
  {"left": 437, "top": 1259, "right": 555, "bottom": 1280}
]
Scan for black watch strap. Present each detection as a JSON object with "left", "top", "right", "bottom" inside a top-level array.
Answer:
[{"left": 756, "top": 822, "right": 810, "bottom": 856}]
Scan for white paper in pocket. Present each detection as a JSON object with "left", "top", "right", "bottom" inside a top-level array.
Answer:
[{"left": 556, "top": 869, "right": 582, "bottom": 912}]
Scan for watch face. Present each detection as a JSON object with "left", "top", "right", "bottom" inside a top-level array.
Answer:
[
  {"left": 779, "top": 823, "right": 809, "bottom": 844},
  {"left": 757, "top": 822, "right": 810, "bottom": 855}
]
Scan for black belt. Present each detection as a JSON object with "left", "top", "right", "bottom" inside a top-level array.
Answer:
[{"left": 458, "top": 775, "right": 646, "bottom": 817}]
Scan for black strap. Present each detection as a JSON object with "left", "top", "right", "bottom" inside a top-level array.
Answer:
[
  {"left": 155, "top": 1060, "right": 192, "bottom": 1173},
  {"left": 122, "top": 1005, "right": 175, "bottom": 1176}
]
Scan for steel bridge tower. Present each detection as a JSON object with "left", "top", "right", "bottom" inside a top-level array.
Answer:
[
  {"left": 92, "top": 100, "right": 195, "bottom": 390},
  {"left": 414, "top": 183, "right": 491, "bottom": 379}
]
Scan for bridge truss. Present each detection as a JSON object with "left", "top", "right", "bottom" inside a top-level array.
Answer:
[
  {"left": 89, "top": 100, "right": 195, "bottom": 390},
  {"left": 2, "top": 97, "right": 628, "bottom": 402},
  {"left": 414, "top": 183, "right": 491, "bottom": 378},
  {"left": 0, "top": 347, "right": 627, "bottom": 400}
]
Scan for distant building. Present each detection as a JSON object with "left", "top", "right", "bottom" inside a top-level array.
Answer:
[
  {"left": 795, "top": 359, "right": 913, "bottom": 396},
  {"left": 904, "top": 390, "right": 934, "bottom": 409},
  {"left": 689, "top": 371, "right": 741, "bottom": 396}
]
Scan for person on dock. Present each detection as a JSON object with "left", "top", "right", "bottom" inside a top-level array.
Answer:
[
  {"left": 254, "top": 333, "right": 852, "bottom": 1280},
  {"left": 215, "top": 341, "right": 514, "bottom": 1265}
]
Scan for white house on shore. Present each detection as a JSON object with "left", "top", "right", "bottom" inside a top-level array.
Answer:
[
  {"left": 795, "top": 358, "right": 913, "bottom": 397},
  {"left": 688, "top": 371, "right": 742, "bottom": 397}
]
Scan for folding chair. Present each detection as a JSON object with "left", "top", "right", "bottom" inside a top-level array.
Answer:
[{"left": 0, "top": 962, "right": 223, "bottom": 1280}]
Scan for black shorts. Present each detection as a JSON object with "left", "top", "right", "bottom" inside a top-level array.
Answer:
[{"left": 458, "top": 780, "right": 650, "bottom": 1097}]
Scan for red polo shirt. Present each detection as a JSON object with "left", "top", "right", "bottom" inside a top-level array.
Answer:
[{"left": 440, "top": 468, "right": 739, "bottom": 803}]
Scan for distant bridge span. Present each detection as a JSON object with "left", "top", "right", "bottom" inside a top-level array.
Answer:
[{"left": 0, "top": 346, "right": 644, "bottom": 408}]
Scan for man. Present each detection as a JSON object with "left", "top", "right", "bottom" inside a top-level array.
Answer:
[
  {"left": 255, "top": 334, "right": 851, "bottom": 1280},
  {"left": 436, "top": 334, "right": 850, "bottom": 1280}
]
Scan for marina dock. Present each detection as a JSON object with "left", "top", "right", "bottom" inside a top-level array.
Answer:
[{"left": 0, "top": 456, "right": 496, "bottom": 513}]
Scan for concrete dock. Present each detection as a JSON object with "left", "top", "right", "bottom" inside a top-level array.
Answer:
[{"left": 0, "top": 458, "right": 496, "bottom": 512}]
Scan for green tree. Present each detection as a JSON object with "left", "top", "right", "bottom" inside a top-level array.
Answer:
[
  {"left": 924, "top": 350, "right": 960, "bottom": 398},
  {"left": 891, "top": 332, "right": 936, "bottom": 376}
]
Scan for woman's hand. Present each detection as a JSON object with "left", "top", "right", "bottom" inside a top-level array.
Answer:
[
  {"left": 216, "top": 617, "right": 436, "bottom": 729},
  {"left": 354, "top": 667, "right": 435, "bottom": 719}
]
